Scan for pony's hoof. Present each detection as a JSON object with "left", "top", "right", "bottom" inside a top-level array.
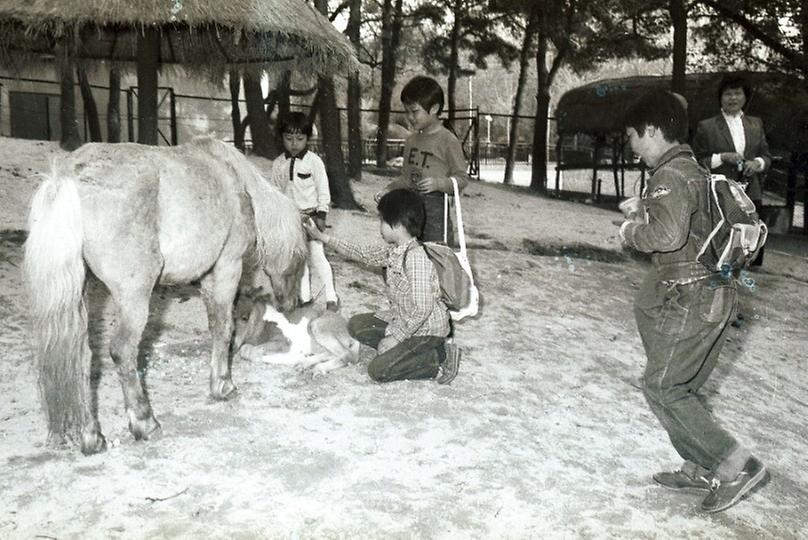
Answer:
[
  {"left": 130, "top": 416, "right": 162, "bottom": 441},
  {"left": 46, "top": 432, "right": 69, "bottom": 449},
  {"left": 80, "top": 431, "right": 107, "bottom": 455},
  {"left": 211, "top": 377, "right": 238, "bottom": 401}
]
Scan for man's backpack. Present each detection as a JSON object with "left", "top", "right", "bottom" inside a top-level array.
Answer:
[{"left": 696, "top": 173, "right": 768, "bottom": 273}]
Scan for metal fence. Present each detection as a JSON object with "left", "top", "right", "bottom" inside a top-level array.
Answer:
[{"left": 2, "top": 75, "right": 804, "bottom": 233}]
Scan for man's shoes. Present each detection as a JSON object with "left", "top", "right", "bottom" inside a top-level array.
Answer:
[
  {"left": 700, "top": 457, "right": 768, "bottom": 513},
  {"left": 326, "top": 300, "right": 339, "bottom": 312},
  {"left": 436, "top": 341, "right": 460, "bottom": 385},
  {"left": 653, "top": 469, "right": 712, "bottom": 493}
]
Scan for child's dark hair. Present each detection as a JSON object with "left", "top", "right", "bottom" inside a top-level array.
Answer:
[
  {"left": 717, "top": 75, "right": 751, "bottom": 108},
  {"left": 401, "top": 76, "right": 444, "bottom": 115},
  {"left": 624, "top": 90, "right": 688, "bottom": 143},
  {"left": 277, "top": 111, "right": 313, "bottom": 137},
  {"left": 377, "top": 189, "right": 425, "bottom": 238}
]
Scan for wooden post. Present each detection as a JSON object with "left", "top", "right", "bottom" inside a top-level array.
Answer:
[
  {"left": 136, "top": 26, "right": 160, "bottom": 145},
  {"left": 169, "top": 88, "right": 177, "bottom": 146}
]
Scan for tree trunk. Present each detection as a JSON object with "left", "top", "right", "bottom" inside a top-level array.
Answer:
[
  {"left": 317, "top": 79, "right": 360, "bottom": 209},
  {"left": 530, "top": 32, "right": 550, "bottom": 192},
  {"left": 375, "top": 0, "right": 404, "bottom": 167},
  {"left": 669, "top": 0, "right": 687, "bottom": 95},
  {"left": 229, "top": 69, "right": 245, "bottom": 151},
  {"left": 314, "top": 0, "right": 360, "bottom": 209},
  {"left": 800, "top": 0, "right": 808, "bottom": 80},
  {"left": 504, "top": 12, "right": 537, "bottom": 185},
  {"left": 76, "top": 66, "right": 102, "bottom": 142},
  {"left": 277, "top": 70, "right": 292, "bottom": 122},
  {"left": 136, "top": 27, "right": 160, "bottom": 145},
  {"left": 347, "top": 0, "right": 363, "bottom": 179},
  {"left": 243, "top": 69, "right": 278, "bottom": 159},
  {"left": 447, "top": 0, "right": 463, "bottom": 124},
  {"left": 107, "top": 67, "right": 121, "bottom": 143},
  {"left": 58, "top": 41, "right": 81, "bottom": 151}
]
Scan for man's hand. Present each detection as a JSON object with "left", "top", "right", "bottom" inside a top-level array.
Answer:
[
  {"left": 303, "top": 218, "right": 328, "bottom": 243},
  {"left": 377, "top": 336, "right": 397, "bottom": 354},
  {"left": 720, "top": 151, "right": 744, "bottom": 165}
]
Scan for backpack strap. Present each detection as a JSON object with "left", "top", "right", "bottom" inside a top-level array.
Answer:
[
  {"left": 446, "top": 177, "right": 467, "bottom": 257},
  {"left": 401, "top": 240, "right": 426, "bottom": 274}
]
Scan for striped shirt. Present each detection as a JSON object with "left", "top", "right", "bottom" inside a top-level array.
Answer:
[{"left": 328, "top": 236, "right": 450, "bottom": 343}]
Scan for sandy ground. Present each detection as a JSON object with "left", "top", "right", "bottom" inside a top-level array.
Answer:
[{"left": 1, "top": 136, "right": 807, "bottom": 539}]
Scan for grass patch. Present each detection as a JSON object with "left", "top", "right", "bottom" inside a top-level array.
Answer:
[{"left": 522, "top": 238, "right": 628, "bottom": 263}]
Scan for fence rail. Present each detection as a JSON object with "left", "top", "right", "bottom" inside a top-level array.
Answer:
[{"left": 2, "top": 74, "right": 805, "bottom": 234}]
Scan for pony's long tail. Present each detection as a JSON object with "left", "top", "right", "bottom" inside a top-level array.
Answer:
[{"left": 24, "top": 166, "right": 93, "bottom": 446}]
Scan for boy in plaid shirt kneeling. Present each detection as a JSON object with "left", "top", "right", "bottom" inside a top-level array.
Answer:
[{"left": 303, "top": 189, "right": 459, "bottom": 384}]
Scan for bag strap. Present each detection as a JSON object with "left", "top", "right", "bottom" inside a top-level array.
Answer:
[
  {"left": 443, "top": 191, "right": 449, "bottom": 245},
  {"left": 445, "top": 177, "right": 467, "bottom": 257}
]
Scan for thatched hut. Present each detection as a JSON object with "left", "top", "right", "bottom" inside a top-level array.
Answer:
[
  {"left": 0, "top": 0, "right": 357, "bottom": 74},
  {"left": 553, "top": 72, "right": 808, "bottom": 232},
  {"left": 0, "top": 0, "right": 358, "bottom": 144}
]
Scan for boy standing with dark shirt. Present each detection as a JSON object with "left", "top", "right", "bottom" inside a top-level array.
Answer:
[
  {"left": 619, "top": 90, "right": 767, "bottom": 514},
  {"left": 379, "top": 76, "right": 469, "bottom": 245}
]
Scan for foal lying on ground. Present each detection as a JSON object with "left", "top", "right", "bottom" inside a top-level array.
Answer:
[{"left": 234, "top": 294, "right": 359, "bottom": 375}]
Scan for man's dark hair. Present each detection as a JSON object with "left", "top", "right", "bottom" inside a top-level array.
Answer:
[
  {"left": 400, "top": 76, "right": 444, "bottom": 115},
  {"left": 717, "top": 75, "right": 751, "bottom": 108},
  {"left": 377, "top": 189, "right": 425, "bottom": 238},
  {"left": 277, "top": 111, "right": 313, "bottom": 137},
  {"left": 624, "top": 90, "right": 688, "bottom": 143}
]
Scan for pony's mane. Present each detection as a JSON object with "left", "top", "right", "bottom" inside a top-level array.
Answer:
[{"left": 193, "top": 138, "right": 306, "bottom": 276}]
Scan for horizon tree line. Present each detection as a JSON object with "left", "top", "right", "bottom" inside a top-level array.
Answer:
[{"left": 40, "top": 0, "right": 808, "bottom": 204}]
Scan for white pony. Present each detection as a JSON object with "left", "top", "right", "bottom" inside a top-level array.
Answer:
[{"left": 24, "top": 137, "right": 307, "bottom": 454}]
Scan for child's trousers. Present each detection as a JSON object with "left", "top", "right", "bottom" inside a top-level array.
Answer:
[
  {"left": 422, "top": 192, "right": 454, "bottom": 246},
  {"left": 348, "top": 313, "right": 445, "bottom": 383},
  {"left": 300, "top": 240, "right": 337, "bottom": 304},
  {"left": 635, "top": 270, "right": 740, "bottom": 474}
]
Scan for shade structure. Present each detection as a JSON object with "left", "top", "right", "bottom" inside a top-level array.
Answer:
[
  {"left": 555, "top": 71, "right": 808, "bottom": 153},
  {"left": 0, "top": 0, "right": 359, "bottom": 146},
  {"left": 0, "top": 0, "right": 358, "bottom": 77}
]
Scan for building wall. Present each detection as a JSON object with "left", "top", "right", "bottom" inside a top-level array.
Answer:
[{"left": 0, "top": 64, "right": 236, "bottom": 144}]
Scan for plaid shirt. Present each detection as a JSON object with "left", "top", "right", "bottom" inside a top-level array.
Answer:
[{"left": 328, "top": 237, "right": 450, "bottom": 344}]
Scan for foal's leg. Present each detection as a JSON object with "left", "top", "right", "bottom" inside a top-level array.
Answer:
[
  {"left": 200, "top": 257, "right": 242, "bottom": 400},
  {"left": 108, "top": 282, "right": 162, "bottom": 441}
]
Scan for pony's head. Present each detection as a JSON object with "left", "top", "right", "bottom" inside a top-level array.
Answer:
[
  {"left": 232, "top": 288, "right": 270, "bottom": 352},
  {"left": 202, "top": 138, "right": 309, "bottom": 314},
  {"left": 268, "top": 249, "right": 306, "bottom": 312}
]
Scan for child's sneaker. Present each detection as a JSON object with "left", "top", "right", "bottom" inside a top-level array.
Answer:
[
  {"left": 326, "top": 299, "right": 340, "bottom": 312},
  {"left": 437, "top": 341, "right": 460, "bottom": 385}
]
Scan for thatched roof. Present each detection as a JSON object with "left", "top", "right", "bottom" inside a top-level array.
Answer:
[
  {"left": 0, "top": 0, "right": 358, "bottom": 76},
  {"left": 555, "top": 71, "right": 808, "bottom": 152}
]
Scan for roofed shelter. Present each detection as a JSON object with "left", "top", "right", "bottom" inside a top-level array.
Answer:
[
  {"left": 0, "top": 0, "right": 358, "bottom": 145},
  {"left": 554, "top": 71, "right": 808, "bottom": 232}
]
